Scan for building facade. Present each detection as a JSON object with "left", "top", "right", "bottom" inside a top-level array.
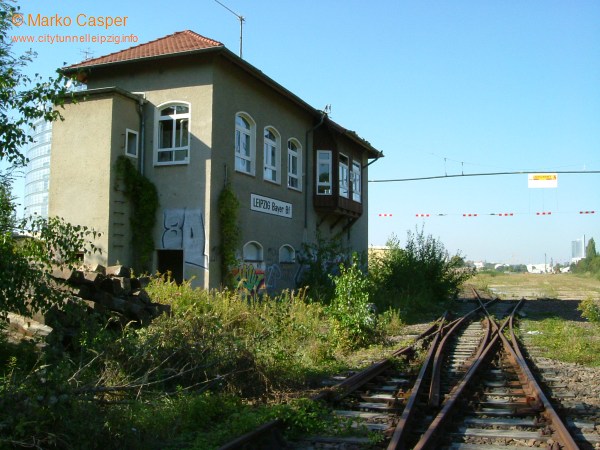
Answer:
[{"left": 49, "top": 31, "right": 382, "bottom": 292}]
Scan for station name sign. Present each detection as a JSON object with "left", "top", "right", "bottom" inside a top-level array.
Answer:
[{"left": 250, "top": 194, "right": 292, "bottom": 219}]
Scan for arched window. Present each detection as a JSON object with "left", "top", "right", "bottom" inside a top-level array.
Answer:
[
  {"left": 243, "top": 241, "right": 264, "bottom": 265},
  {"left": 156, "top": 102, "right": 190, "bottom": 165},
  {"left": 263, "top": 126, "right": 280, "bottom": 183},
  {"left": 287, "top": 139, "right": 302, "bottom": 191},
  {"left": 279, "top": 244, "right": 296, "bottom": 263},
  {"left": 235, "top": 113, "right": 256, "bottom": 175}
]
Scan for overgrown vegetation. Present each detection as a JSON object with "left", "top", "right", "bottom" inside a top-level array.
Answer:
[
  {"left": 217, "top": 182, "right": 241, "bottom": 289},
  {"left": 114, "top": 156, "right": 159, "bottom": 271},
  {"left": 519, "top": 316, "right": 600, "bottom": 366},
  {"left": 369, "top": 229, "right": 474, "bottom": 321},
  {"left": 0, "top": 278, "right": 397, "bottom": 448},
  {"left": 297, "top": 232, "right": 351, "bottom": 303},
  {"left": 1, "top": 164, "right": 101, "bottom": 321},
  {"left": 578, "top": 296, "right": 600, "bottom": 325}
]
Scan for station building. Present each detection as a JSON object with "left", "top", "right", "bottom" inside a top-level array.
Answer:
[{"left": 49, "top": 30, "right": 382, "bottom": 292}]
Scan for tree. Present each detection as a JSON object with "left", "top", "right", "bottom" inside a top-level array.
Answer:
[
  {"left": 0, "top": 0, "right": 99, "bottom": 318},
  {"left": 1, "top": 0, "right": 69, "bottom": 166},
  {"left": 586, "top": 238, "right": 597, "bottom": 259}
]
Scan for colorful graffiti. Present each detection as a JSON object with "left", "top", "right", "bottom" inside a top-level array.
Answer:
[{"left": 232, "top": 264, "right": 265, "bottom": 296}]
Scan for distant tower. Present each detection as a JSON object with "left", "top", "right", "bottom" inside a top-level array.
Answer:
[
  {"left": 23, "top": 117, "right": 52, "bottom": 218},
  {"left": 571, "top": 237, "right": 585, "bottom": 264}
]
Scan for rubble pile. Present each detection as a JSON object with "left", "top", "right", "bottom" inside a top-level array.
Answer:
[{"left": 6, "top": 264, "right": 169, "bottom": 343}]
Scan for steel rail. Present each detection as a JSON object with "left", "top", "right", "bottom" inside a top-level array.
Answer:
[
  {"left": 409, "top": 298, "right": 522, "bottom": 450},
  {"left": 502, "top": 303, "right": 580, "bottom": 450},
  {"left": 386, "top": 317, "right": 447, "bottom": 450},
  {"left": 428, "top": 296, "right": 495, "bottom": 407}
]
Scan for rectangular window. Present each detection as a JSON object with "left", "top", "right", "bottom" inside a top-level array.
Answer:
[
  {"left": 352, "top": 160, "right": 361, "bottom": 203},
  {"left": 156, "top": 103, "right": 190, "bottom": 165},
  {"left": 264, "top": 142, "right": 277, "bottom": 181},
  {"left": 287, "top": 140, "right": 301, "bottom": 191},
  {"left": 125, "top": 129, "right": 138, "bottom": 158},
  {"left": 263, "top": 128, "right": 280, "bottom": 184},
  {"left": 339, "top": 153, "right": 349, "bottom": 198},
  {"left": 317, "top": 150, "right": 332, "bottom": 195}
]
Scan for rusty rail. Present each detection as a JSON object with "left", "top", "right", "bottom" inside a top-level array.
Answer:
[
  {"left": 386, "top": 316, "right": 447, "bottom": 450},
  {"left": 428, "top": 296, "right": 496, "bottom": 407},
  {"left": 409, "top": 299, "right": 520, "bottom": 450},
  {"left": 504, "top": 303, "right": 579, "bottom": 450}
]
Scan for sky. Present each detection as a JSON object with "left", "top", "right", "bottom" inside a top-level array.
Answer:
[{"left": 5, "top": 0, "right": 600, "bottom": 265}]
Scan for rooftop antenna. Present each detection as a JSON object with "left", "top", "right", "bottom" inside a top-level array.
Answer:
[
  {"left": 80, "top": 48, "right": 93, "bottom": 60},
  {"left": 213, "top": 0, "right": 245, "bottom": 58}
]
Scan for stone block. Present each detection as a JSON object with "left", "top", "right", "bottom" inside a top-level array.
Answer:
[
  {"left": 90, "top": 264, "right": 106, "bottom": 275},
  {"left": 106, "top": 265, "right": 131, "bottom": 278},
  {"left": 131, "top": 289, "right": 152, "bottom": 305},
  {"left": 83, "top": 271, "right": 106, "bottom": 287},
  {"left": 113, "top": 277, "right": 131, "bottom": 295}
]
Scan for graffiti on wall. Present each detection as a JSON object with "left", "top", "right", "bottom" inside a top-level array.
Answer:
[
  {"left": 232, "top": 264, "right": 265, "bottom": 296},
  {"left": 161, "top": 208, "right": 208, "bottom": 269},
  {"left": 264, "top": 263, "right": 298, "bottom": 293}
]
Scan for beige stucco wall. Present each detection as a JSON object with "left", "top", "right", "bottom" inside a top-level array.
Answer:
[
  {"left": 49, "top": 90, "right": 141, "bottom": 267},
  {"left": 49, "top": 95, "right": 113, "bottom": 265},
  {"left": 210, "top": 59, "right": 317, "bottom": 289},
  {"left": 86, "top": 60, "right": 215, "bottom": 288},
  {"left": 108, "top": 94, "right": 141, "bottom": 266}
]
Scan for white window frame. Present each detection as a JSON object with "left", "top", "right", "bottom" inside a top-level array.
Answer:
[
  {"left": 287, "top": 138, "right": 302, "bottom": 191},
  {"left": 125, "top": 128, "right": 139, "bottom": 158},
  {"left": 339, "top": 153, "right": 349, "bottom": 198},
  {"left": 316, "top": 150, "right": 332, "bottom": 195},
  {"left": 352, "top": 160, "right": 362, "bottom": 203},
  {"left": 235, "top": 112, "right": 256, "bottom": 175},
  {"left": 155, "top": 102, "right": 190, "bottom": 166},
  {"left": 263, "top": 126, "right": 281, "bottom": 184}
]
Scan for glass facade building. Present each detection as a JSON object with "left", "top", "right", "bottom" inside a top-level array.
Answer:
[{"left": 23, "top": 118, "right": 52, "bottom": 218}]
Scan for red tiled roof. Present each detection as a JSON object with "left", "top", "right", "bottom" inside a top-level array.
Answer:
[{"left": 64, "top": 30, "right": 223, "bottom": 70}]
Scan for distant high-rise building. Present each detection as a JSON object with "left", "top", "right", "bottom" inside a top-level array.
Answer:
[
  {"left": 23, "top": 117, "right": 52, "bottom": 218},
  {"left": 571, "top": 237, "right": 585, "bottom": 263}
]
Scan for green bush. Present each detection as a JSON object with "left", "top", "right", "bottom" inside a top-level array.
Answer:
[
  {"left": 327, "top": 255, "right": 378, "bottom": 350},
  {"left": 369, "top": 229, "right": 474, "bottom": 321},
  {"left": 578, "top": 297, "right": 600, "bottom": 324}
]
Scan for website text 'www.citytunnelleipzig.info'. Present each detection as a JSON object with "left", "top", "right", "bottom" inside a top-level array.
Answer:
[{"left": 12, "top": 33, "right": 139, "bottom": 45}]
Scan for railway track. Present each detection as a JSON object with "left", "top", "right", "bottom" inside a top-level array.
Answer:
[{"left": 219, "top": 292, "right": 593, "bottom": 449}]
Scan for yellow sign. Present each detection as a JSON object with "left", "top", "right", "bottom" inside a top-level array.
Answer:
[{"left": 528, "top": 173, "right": 558, "bottom": 188}]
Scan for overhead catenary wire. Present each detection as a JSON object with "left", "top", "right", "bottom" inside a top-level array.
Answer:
[{"left": 368, "top": 170, "right": 600, "bottom": 183}]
